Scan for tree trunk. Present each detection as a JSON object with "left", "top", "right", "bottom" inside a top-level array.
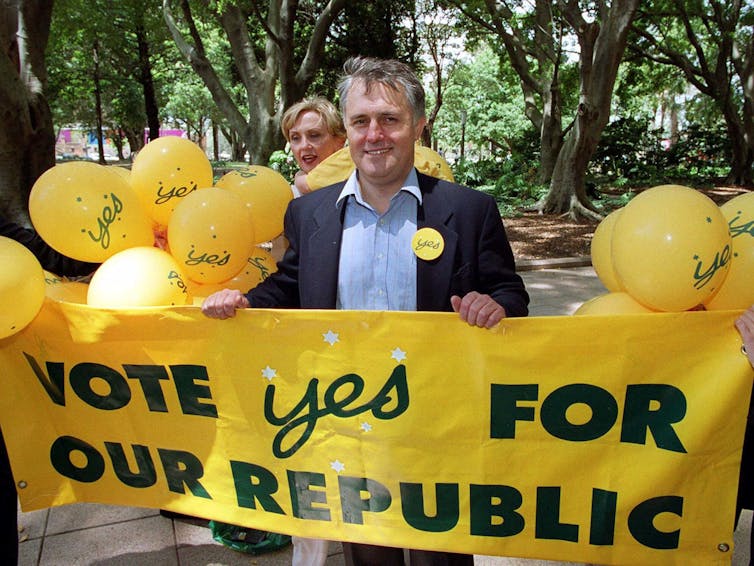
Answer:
[
  {"left": 122, "top": 125, "right": 144, "bottom": 156},
  {"left": 113, "top": 130, "right": 126, "bottom": 160},
  {"left": 669, "top": 104, "right": 679, "bottom": 145},
  {"left": 163, "top": 0, "right": 347, "bottom": 166},
  {"left": 135, "top": 16, "right": 160, "bottom": 142},
  {"left": 717, "top": 92, "right": 754, "bottom": 185},
  {"left": 726, "top": 135, "right": 754, "bottom": 186},
  {"left": 542, "top": 103, "right": 602, "bottom": 220},
  {"left": 538, "top": 86, "right": 563, "bottom": 184},
  {"left": 537, "top": 0, "right": 639, "bottom": 219},
  {"left": 93, "top": 39, "right": 106, "bottom": 164},
  {"left": 536, "top": 59, "right": 563, "bottom": 184},
  {"left": 0, "top": 0, "right": 55, "bottom": 223}
]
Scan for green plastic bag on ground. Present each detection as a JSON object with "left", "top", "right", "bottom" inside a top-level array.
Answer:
[{"left": 209, "top": 520, "right": 292, "bottom": 555}]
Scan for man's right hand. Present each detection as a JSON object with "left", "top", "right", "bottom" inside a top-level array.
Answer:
[{"left": 201, "top": 289, "right": 250, "bottom": 319}]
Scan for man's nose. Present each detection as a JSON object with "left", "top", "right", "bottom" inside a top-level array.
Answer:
[{"left": 366, "top": 119, "right": 383, "bottom": 141}]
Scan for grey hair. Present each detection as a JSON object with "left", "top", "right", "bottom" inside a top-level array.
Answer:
[{"left": 337, "top": 56, "right": 426, "bottom": 123}]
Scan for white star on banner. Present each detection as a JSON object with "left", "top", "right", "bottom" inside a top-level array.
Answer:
[
  {"left": 323, "top": 330, "right": 340, "bottom": 346},
  {"left": 360, "top": 422, "right": 373, "bottom": 432},
  {"left": 331, "top": 460, "right": 346, "bottom": 473},
  {"left": 261, "top": 366, "right": 277, "bottom": 381},
  {"left": 391, "top": 347, "right": 407, "bottom": 362}
]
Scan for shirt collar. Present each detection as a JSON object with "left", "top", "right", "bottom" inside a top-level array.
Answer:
[{"left": 336, "top": 168, "right": 423, "bottom": 207}]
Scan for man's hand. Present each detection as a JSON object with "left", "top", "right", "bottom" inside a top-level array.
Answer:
[
  {"left": 735, "top": 306, "right": 754, "bottom": 369},
  {"left": 201, "top": 289, "right": 250, "bottom": 319},
  {"left": 451, "top": 292, "right": 507, "bottom": 329}
]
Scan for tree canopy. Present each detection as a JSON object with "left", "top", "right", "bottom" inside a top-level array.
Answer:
[{"left": 1, "top": 0, "right": 752, "bottom": 224}]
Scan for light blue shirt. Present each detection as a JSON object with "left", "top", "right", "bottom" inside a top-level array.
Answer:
[{"left": 336, "top": 169, "right": 420, "bottom": 311}]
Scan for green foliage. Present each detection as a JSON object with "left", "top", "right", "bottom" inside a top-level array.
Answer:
[
  {"left": 309, "top": 0, "right": 420, "bottom": 102},
  {"left": 268, "top": 150, "right": 298, "bottom": 183},
  {"left": 47, "top": 0, "right": 180, "bottom": 151},
  {"left": 663, "top": 124, "right": 732, "bottom": 180},
  {"left": 455, "top": 156, "right": 547, "bottom": 216},
  {"left": 590, "top": 118, "right": 731, "bottom": 187},
  {"left": 591, "top": 117, "right": 665, "bottom": 179},
  {"left": 432, "top": 45, "right": 529, "bottom": 160}
]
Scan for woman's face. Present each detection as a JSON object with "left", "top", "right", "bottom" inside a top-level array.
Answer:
[{"left": 288, "top": 111, "right": 345, "bottom": 173}]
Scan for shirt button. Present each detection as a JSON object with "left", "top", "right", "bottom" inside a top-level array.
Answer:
[{"left": 377, "top": 289, "right": 384, "bottom": 296}]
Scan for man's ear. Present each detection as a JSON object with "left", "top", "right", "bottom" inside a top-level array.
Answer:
[{"left": 414, "top": 117, "right": 427, "bottom": 140}]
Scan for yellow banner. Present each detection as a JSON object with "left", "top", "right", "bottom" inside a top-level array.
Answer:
[{"left": 0, "top": 301, "right": 751, "bottom": 565}]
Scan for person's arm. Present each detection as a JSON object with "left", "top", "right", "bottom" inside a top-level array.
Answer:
[
  {"left": 0, "top": 215, "right": 98, "bottom": 277},
  {"left": 736, "top": 306, "right": 754, "bottom": 369},
  {"left": 449, "top": 193, "right": 528, "bottom": 327},
  {"left": 293, "top": 170, "right": 312, "bottom": 195}
]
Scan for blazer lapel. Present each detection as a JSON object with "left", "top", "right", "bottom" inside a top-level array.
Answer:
[
  {"left": 416, "top": 175, "right": 458, "bottom": 312},
  {"left": 301, "top": 191, "right": 345, "bottom": 308}
]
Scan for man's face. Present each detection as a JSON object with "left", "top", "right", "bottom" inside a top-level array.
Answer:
[{"left": 344, "top": 80, "right": 426, "bottom": 191}]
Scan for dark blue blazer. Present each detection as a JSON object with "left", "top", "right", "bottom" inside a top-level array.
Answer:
[{"left": 246, "top": 172, "right": 529, "bottom": 318}]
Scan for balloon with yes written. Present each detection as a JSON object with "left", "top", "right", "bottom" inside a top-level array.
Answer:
[
  {"left": 29, "top": 161, "right": 154, "bottom": 262},
  {"left": 705, "top": 192, "right": 754, "bottom": 310},
  {"left": 168, "top": 188, "right": 256, "bottom": 284},
  {"left": 611, "top": 184, "right": 731, "bottom": 312},
  {"left": 87, "top": 247, "right": 191, "bottom": 308},
  {"left": 215, "top": 166, "right": 292, "bottom": 244},
  {"left": 130, "top": 136, "right": 214, "bottom": 227}
]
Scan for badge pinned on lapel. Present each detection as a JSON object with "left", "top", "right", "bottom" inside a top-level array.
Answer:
[{"left": 412, "top": 227, "right": 444, "bottom": 261}]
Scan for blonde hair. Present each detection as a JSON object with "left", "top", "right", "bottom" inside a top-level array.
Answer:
[{"left": 281, "top": 97, "right": 346, "bottom": 142}]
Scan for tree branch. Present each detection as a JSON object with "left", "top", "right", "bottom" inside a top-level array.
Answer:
[{"left": 162, "top": 0, "right": 249, "bottom": 138}]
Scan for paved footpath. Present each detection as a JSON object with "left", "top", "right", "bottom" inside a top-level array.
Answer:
[{"left": 16, "top": 267, "right": 752, "bottom": 565}]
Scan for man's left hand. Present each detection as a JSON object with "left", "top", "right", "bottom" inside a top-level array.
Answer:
[{"left": 451, "top": 292, "right": 507, "bottom": 329}]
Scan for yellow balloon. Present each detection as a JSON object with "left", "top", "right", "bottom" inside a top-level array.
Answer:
[
  {"left": 705, "top": 192, "right": 754, "bottom": 310},
  {"left": 43, "top": 269, "right": 65, "bottom": 286},
  {"left": 168, "top": 188, "right": 255, "bottom": 284},
  {"left": 185, "top": 279, "right": 226, "bottom": 302},
  {"left": 414, "top": 145, "right": 455, "bottom": 182},
  {"left": 225, "top": 247, "right": 278, "bottom": 290},
  {"left": 574, "top": 292, "right": 655, "bottom": 315},
  {"left": 215, "top": 166, "right": 293, "bottom": 243},
  {"left": 45, "top": 280, "right": 89, "bottom": 304},
  {"left": 612, "top": 185, "right": 731, "bottom": 312},
  {"left": 87, "top": 247, "right": 191, "bottom": 307},
  {"left": 590, "top": 209, "right": 623, "bottom": 292},
  {"left": 186, "top": 246, "right": 278, "bottom": 300},
  {"left": 29, "top": 162, "right": 154, "bottom": 262},
  {"left": 130, "top": 136, "right": 214, "bottom": 226},
  {"left": 110, "top": 166, "right": 131, "bottom": 181},
  {"left": 0, "top": 236, "right": 46, "bottom": 338}
]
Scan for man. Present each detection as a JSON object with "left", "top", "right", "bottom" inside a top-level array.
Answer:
[{"left": 202, "top": 56, "right": 529, "bottom": 565}]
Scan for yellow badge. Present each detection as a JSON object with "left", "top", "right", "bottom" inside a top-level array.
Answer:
[{"left": 412, "top": 227, "right": 444, "bottom": 261}]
